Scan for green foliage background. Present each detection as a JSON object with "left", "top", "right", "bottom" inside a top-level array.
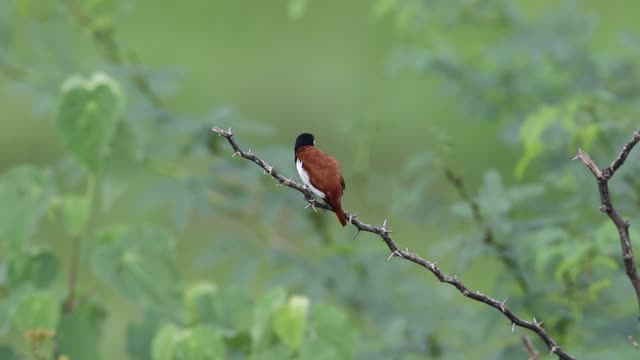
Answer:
[{"left": 1, "top": 0, "right": 640, "bottom": 359}]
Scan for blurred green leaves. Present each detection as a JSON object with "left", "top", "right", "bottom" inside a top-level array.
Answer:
[
  {"left": 56, "top": 300, "right": 106, "bottom": 360},
  {"left": 13, "top": 290, "right": 59, "bottom": 332},
  {"left": 0, "top": 166, "right": 54, "bottom": 252},
  {"left": 184, "top": 282, "right": 219, "bottom": 325},
  {"left": 152, "top": 324, "right": 226, "bottom": 360},
  {"left": 1, "top": 0, "right": 640, "bottom": 359},
  {"left": 56, "top": 73, "right": 124, "bottom": 174},
  {"left": 90, "top": 225, "right": 181, "bottom": 308},
  {"left": 272, "top": 295, "right": 309, "bottom": 352}
]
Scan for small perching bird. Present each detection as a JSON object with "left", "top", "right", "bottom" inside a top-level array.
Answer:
[{"left": 294, "top": 133, "right": 347, "bottom": 226}]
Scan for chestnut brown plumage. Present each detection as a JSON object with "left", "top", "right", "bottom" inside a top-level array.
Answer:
[{"left": 294, "top": 133, "right": 347, "bottom": 226}]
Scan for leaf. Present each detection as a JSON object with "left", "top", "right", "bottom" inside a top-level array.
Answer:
[
  {"left": 56, "top": 300, "right": 106, "bottom": 360},
  {"left": 251, "top": 287, "right": 286, "bottom": 350},
  {"left": 56, "top": 72, "right": 124, "bottom": 173},
  {"left": 152, "top": 324, "right": 226, "bottom": 360},
  {"left": 515, "top": 105, "right": 559, "bottom": 178},
  {"left": 89, "top": 225, "right": 181, "bottom": 308},
  {"left": 184, "top": 282, "right": 219, "bottom": 325},
  {"left": 306, "top": 303, "right": 358, "bottom": 358},
  {"left": 13, "top": 289, "right": 60, "bottom": 331},
  {"left": 271, "top": 295, "right": 309, "bottom": 352},
  {"left": 8, "top": 250, "right": 59, "bottom": 288},
  {"left": 127, "top": 309, "right": 172, "bottom": 360},
  {"left": 0, "top": 166, "right": 54, "bottom": 251},
  {"left": 0, "top": 286, "right": 32, "bottom": 336}
]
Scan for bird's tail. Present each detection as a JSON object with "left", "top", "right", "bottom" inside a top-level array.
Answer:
[{"left": 327, "top": 197, "right": 347, "bottom": 226}]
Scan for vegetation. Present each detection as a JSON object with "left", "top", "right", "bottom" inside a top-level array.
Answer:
[{"left": 1, "top": 0, "right": 640, "bottom": 359}]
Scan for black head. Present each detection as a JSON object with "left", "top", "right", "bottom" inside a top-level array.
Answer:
[{"left": 294, "top": 133, "right": 315, "bottom": 153}]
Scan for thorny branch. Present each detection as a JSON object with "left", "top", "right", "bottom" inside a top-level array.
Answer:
[
  {"left": 212, "top": 127, "right": 576, "bottom": 360},
  {"left": 574, "top": 129, "right": 640, "bottom": 316}
]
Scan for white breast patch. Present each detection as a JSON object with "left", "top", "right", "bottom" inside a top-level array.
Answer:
[{"left": 296, "top": 159, "right": 325, "bottom": 198}]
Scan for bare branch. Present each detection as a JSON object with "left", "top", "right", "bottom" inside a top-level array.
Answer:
[
  {"left": 212, "top": 127, "right": 576, "bottom": 360},
  {"left": 575, "top": 129, "right": 640, "bottom": 316}
]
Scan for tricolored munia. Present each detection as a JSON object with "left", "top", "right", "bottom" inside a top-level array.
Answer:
[{"left": 294, "top": 133, "right": 347, "bottom": 226}]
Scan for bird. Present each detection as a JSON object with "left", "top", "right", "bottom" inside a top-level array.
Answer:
[{"left": 294, "top": 133, "right": 347, "bottom": 226}]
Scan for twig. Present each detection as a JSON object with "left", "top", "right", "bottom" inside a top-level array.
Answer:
[
  {"left": 522, "top": 335, "right": 540, "bottom": 359},
  {"left": 442, "top": 167, "right": 529, "bottom": 294},
  {"left": 62, "top": 235, "right": 80, "bottom": 313},
  {"left": 629, "top": 335, "right": 640, "bottom": 349},
  {"left": 574, "top": 129, "right": 640, "bottom": 316},
  {"left": 211, "top": 127, "right": 576, "bottom": 360}
]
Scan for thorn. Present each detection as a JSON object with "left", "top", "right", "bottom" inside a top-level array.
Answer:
[
  {"left": 275, "top": 181, "right": 283, "bottom": 187},
  {"left": 500, "top": 298, "right": 508, "bottom": 311},
  {"left": 462, "top": 289, "right": 469, "bottom": 296},
  {"left": 305, "top": 201, "right": 318, "bottom": 212},
  {"left": 381, "top": 218, "right": 392, "bottom": 234},
  {"left": 387, "top": 252, "right": 395, "bottom": 261},
  {"left": 232, "top": 151, "right": 240, "bottom": 158},
  {"left": 430, "top": 262, "right": 438, "bottom": 271},
  {"left": 247, "top": 148, "right": 253, "bottom": 156},
  {"left": 550, "top": 346, "right": 558, "bottom": 354},
  {"left": 347, "top": 213, "right": 359, "bottom": 223},
  {"left": 263, "top": 165, "right": 275, "bottom": 175},
  {"left": 227, "top": 127, "right": 232, "bottom": 135},
  {"left": 352, "top": 229, "right": 361, "bottom": 240},
  {"left": 572, "top": 148, "right": 584, "bottom": 160},
  {"left": 511, "top": 323, "right": 516, "bottom": 333}
]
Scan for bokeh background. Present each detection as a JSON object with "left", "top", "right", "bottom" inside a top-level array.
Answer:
[{"left": 2, "top": 0, "right": 640, "bottom": 359}]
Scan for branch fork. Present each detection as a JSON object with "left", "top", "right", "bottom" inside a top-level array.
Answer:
[{"left": 574, "top": 129, "right": 640, "bottom": 316}]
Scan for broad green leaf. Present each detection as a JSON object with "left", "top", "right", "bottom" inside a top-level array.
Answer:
[
  {"left": 56, "top": 72, "right": 124, "bottom": 173},
  {"left": 8, "top": 250, "right": 59, "bottom": 288},
  {"left": 152, "top": 324, "right": 225, "bottom": 360},
  {"left": 307, "top": 303, "right": 358, "bottom": 357},
  {"left": 152, "top": 324, "right": 179, "bottom": 360},
  {"left": 251, "top": 287, "right": 286, "bottom": 350},
  {"left": 271, "top": 295, "right": 309, "bottom": 352},
  {"left": 0, "top": 286, "right": 32, "bottom": 336},
  {"left": 0, "top": 166, "right": 54, "bottom": 251},
  {"left": 127, "top": 309, "right": 172, "bottom": 360},
  {"left": 184, "top": 282, "right": 219, "bottom": 325},
  {"left": 56, "top": 300, "right": 106, "bottom": 360},
  {"left": 90, "top": 225, "right": 180, "bottom": 308},
  {"left": 13, "top": 289, "right": 60, "bottom": 331}
]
